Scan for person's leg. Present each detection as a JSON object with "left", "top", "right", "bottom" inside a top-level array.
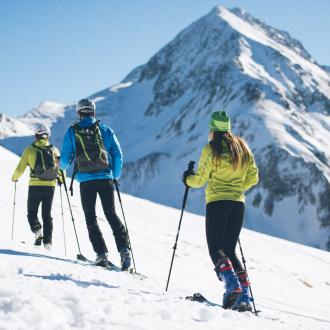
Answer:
[
  {"left": 224, "top": 202, "right": 252, "bottom": 311},
  {"left": 206, "top": 201, "right": 242, "bottom": 309},
  {"left": 98, "top": 180, "right": 131, "bottom": 269},
  {"left": 233, "top": 270, "right": 252, "bottom": 311},
  {"left": 27, "top": 186, "right": 42, "bottom": 233},
  {"left": 41, "top": 187, "right": 55, "bottom": 245},
  {"left": 98, "top": 180, "right": 129, "bottom": 252},
  {"left": 223, "top": 201, "right": 245, "bottom": 272},
  {"left": 205, "top": 201, "right": 228, "bottom": 266},
  {"left": 80, "top": 180, "right": 107, "bottom": 255}
]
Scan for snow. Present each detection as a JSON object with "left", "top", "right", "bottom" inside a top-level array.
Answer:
[
  {"left": 217, "top": 6, "right": 330, "bottom": 94},
  {"left": 0, "top": 114, "right": 34, "bottom": 138},
  {"left": 110, "top": 82, "right": 133, "bottom": 93},
  {"left": 0, "top": 101, "right": 66, "bottom": 139},
  {"left": 1, "top": 147, "right": 330, "bottom": 329},
  {"left": 238, "top": 38, "right": 288, "bottom": 96}
]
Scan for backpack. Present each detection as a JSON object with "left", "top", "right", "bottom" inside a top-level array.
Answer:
[
  {"left": 72, "top": 120, "right": 109, "bottom": 173},
  {"left": 31, "top": 144, "right": 59, "bottom": 181}
]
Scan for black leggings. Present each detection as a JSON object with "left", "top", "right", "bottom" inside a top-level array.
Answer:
[
  {"left": 27, "top": 186, "right": 55, "bottom": 244},
  {"left": 80, "top": 179, "right": 129, "bottom": 255},
  {"left": 206, "top": 200, "right": 244, "bottom": 272}
]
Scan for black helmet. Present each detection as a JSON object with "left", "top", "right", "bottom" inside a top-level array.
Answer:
[{"left": 76, "top": 99, "right": 96, "bottom": 116}]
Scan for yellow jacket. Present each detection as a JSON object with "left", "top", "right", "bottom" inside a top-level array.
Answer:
[
  {"left": 12, "top": 139, "right": 60, "bottom": 187},
  {"left": 186, "top": 144, "right": 259, "bottom": 204}
]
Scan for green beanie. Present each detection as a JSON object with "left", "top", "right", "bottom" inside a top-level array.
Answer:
[{"left": 209, "top": 110, "right": 231, "bottom": 132}]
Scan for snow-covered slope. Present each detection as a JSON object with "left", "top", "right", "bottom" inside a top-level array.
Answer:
[
  {"left": 1, "top": 6, "right": 330, "bottom": 251},
  {"left": 1, "top": 147, "right": 330, "bottom": 329}
]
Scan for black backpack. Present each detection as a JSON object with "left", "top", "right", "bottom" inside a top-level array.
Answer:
[
  {"left": 31, "top": 144, "right": 59, "bottom": 181},
  {"left": 72, "top": 120, "right": 109, "bottom": 173}
]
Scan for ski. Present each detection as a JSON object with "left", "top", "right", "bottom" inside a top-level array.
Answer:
[
  {"left": 76, "top": 256, "right": 147, "bottom": 279},
  {"left": 186, "top": 292, "right": 261, "bottom": 315},
  {"left": 186, "top": 293, "right": 222, "bottom": 307},
  {"left": 97, "top": 261, "right": 148, "bottom": 280},
  {"left": 99, "top": 260, "right": 123, "bottom": 272},
  {"left": 76, "top": 255, "right": 121, "bottom": 270}
]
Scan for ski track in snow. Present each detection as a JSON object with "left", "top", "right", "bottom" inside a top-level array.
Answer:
[{"left": 1, "top": 148, "right": 330, "bottom": 330}]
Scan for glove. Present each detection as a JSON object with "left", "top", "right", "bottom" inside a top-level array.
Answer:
[
  {"left": 57, "top": 171, "right": 64, "bottom": 186},
  {"left": 11, "top": 175, "right": 18, "bottom": 182},
  {"left": 182, "top": 169, "right": 195, "bottom": 186}
]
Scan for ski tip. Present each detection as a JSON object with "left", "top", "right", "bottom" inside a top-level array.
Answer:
[
  {"left": 76, "top": 254, "right": 88, "bottom": 262},
  {"left": 186, "top": 293, "right": 206, "bottom": 302}
]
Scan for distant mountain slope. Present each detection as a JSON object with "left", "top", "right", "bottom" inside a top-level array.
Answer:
[
  {"left": 1, "top": 6, "right": 329, "bottom": 250},
  {"left": 0, "top": 101, "right": 65, "bottom": 138}
]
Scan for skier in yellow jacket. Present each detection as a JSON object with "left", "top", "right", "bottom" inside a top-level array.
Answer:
[
  {"left": 12, "top": 126, "right": 61, "bottom": 249},
  {"left": 183, "top": 110, "right": 259, "bottom": 312}
]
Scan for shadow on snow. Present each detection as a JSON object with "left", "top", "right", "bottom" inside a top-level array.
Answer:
[
  {"left": 22, "top": 273, "right": 119, "bottom": 289},
  {"left": 0, "top": 248, "right": 82, "bottom": 265},
  {"left": 0, "top": 248, "right": 120, "bottom": 289}
]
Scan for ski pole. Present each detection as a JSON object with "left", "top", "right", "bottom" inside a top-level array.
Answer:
[
  {"left": 11, "top": 182, "right": 17, "bottom": 240},
  {"left": 60, "top": 170, "right": 87, "bottom": 261},
  {"left": 238, "top": 238, "right": 259, "bottom": 315},
  {"left": 114, "top": 179, "right": 137, "bottom": 273},
  {"left": 165, "top": 161, "right": 195, "bottom": 291},
  {"left": 59, "top": 185, "right": 67, "bottom": 256}
]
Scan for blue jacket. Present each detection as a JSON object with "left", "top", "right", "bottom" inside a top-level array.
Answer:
[{"left": 60, "top": 117, "right": 123, "bottom": 182}]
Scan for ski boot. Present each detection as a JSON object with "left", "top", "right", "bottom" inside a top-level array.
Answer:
[
  {"left": 34, "top": 229, "right": 43, "bottom": 246},
  {"left": 120, "top": 247, "right": 131, "bottom": 271},
  {"left": 44, "top": 243, "right": 52, "bottom": 251},
  {"left": 95, "top": 252, "right": 109, "bottom": 267},
  {"left": 215, "top": 258, "right": 242, "bottom": 309},
  {"left": 232, "top": 271, "right": 253, "bottom": 312}
]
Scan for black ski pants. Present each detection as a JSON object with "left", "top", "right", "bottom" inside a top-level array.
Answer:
[
  {"left": 80, "top": 179, "right": 129, "bottom": 255},
  {"left": 27, "top": 186, "right": 55, "bottom": 244},
  {"left": 206, "top": 200, "right": 245, "bottom": 272}
]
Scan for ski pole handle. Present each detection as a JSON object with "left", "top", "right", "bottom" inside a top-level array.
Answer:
[
  {"left": 181, "top": 161, "right": 195, "bottom": 209},
  {"left": 187, "top": 161, "right": 195, "bottom": 171}
]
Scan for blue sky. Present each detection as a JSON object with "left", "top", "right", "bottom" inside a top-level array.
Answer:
[{"left": 1, "top": 0, "right": 329, "bottom": 117}]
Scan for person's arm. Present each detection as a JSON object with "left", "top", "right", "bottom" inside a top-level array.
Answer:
[
  {"left": 108, "top": 129, "right": 123, "bottom": 179},
  {"left": 242, "top": 153, "right": 259, "bottom": 191},
  {"left": 54, "top": 147, "right": 60, "bottom": 164},
  {"left": 186, "top": 146, "right": 212, "bottom": 188},
  {"left": 60, "top": 128, "right": 75, "bottom": 171},
  {"left": 53, "top": 147, "right": 64, "bottom": 183},
  {"left": 12, "top": 148, "right": 29, "bottom": 182}
]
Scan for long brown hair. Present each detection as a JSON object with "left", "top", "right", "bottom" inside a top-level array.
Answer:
[{"left": 209, "top": 131, "right": 250, "bottom": 169}]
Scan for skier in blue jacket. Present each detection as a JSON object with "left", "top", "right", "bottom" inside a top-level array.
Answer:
[{"left": 60, "top": 99, "right": 131, "bottom": 270}]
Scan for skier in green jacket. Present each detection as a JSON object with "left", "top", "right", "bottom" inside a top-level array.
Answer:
[
  {"left": 183, "top": 110, "right": 259, "bottom": 312},
  {"left": 12, "top": 126, "right": 61, "bottom": 249}
]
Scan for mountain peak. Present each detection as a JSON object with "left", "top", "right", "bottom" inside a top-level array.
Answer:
[
  {"left": 208, "top": 6, "right": 312, "bottom": 62},
  {"left": 23, "top": 100, "right": 66, "bottom": 119}
]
